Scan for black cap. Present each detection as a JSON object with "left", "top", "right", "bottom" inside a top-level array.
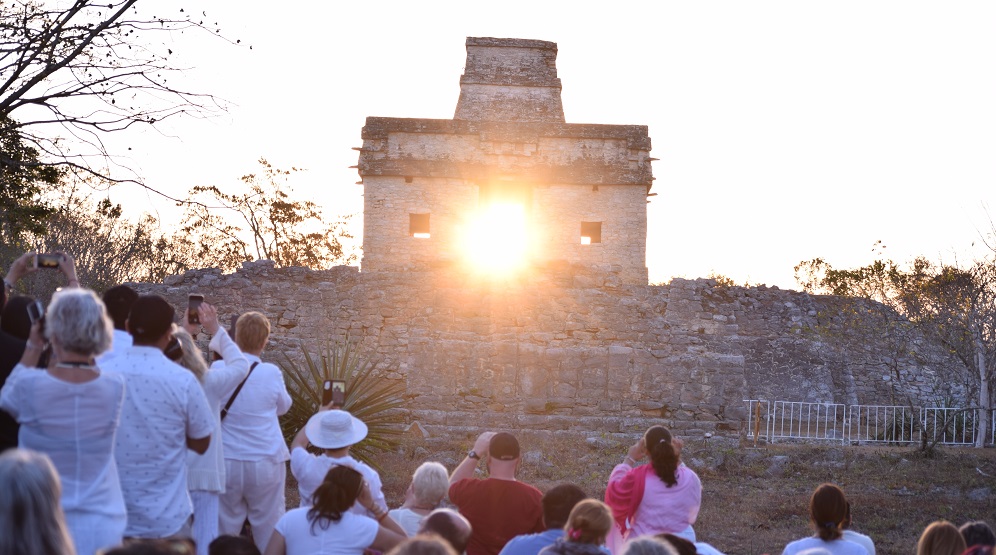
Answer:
[
  {"left": 489, "top": 432, "right": 520, "bottom": 461},
  {"left": 128, "top": 295, "right": 175, "bottom": 342}
]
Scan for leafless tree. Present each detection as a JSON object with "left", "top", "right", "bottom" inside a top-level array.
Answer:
[{"left": 0, "top": 0, "right": 237, "bottom": 189}]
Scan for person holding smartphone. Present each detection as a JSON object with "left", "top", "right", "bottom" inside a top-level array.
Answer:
[
  {"left": 1, "top": 251, "right": 80, "bottom": 454},
  {"left": 0, "top": 288, "right": 128, "bottom": 555}
]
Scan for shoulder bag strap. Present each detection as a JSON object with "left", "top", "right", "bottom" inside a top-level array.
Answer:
[{"left": 221, "top": 361, "right": 259, "bottom": 420}]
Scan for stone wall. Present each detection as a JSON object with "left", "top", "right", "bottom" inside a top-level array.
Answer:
[{"left": 132, "top": 262, "right": 963, "bottom": 438}]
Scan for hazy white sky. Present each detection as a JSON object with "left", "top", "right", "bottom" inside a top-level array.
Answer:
[{"left": 105, "top": 1, "right": 996, "bottom": 289}]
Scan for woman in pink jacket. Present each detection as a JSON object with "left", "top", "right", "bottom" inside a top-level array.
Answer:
[{"left": 604, "top": 426, "right": 701, "bottom": 554}]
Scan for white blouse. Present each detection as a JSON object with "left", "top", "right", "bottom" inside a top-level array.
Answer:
[
  {"left": 0, "top": 364, "right": 127, "bottom": 517},
  {"left": 187, "top": 328, "right": 250, "bottom": 492},
  {"left": 217, "top": 354, "right": 292, "bottom": 462}
]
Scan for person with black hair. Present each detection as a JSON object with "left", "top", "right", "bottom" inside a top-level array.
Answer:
[
  {"left": 500, "top": 484, "right": 589, "bottom": 555},
  {"left": 262, "top": 465, "right": 406, "bottom": 555},
  {"left": 97, "top": 284, "right": 138, "bottom": 364},
  {"left": 781, "top": 484, "right": 867, "bottom": 555},
  {"left": 1, "top": 295, "right": 35, "bottom": 340},
  {"left": 104, "top": 294, "right": 214, "bottom": 540},
  {"left": 961, "top": 521, "right": 996, "bottom": 550},
  {"left": 210, "top": 535, "right": 262, "bottom": 555},
  {"left": 604, "top": 426, "right": 701, "bottom": 553}
]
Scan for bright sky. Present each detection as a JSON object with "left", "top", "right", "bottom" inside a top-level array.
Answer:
[{"left": 103, "top": 1, "right": 996, "bottom": 290}]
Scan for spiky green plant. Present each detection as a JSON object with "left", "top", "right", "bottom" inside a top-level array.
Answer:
[{"left": 279, "top": 339, "right": 405, "bottom": 467}]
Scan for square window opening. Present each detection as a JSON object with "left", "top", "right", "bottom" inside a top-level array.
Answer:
[
  {"left": 410, "top": 213, "right": 430, "bottom": 239},
  {"left": 581, "top": 221, "right": 601, "bottom": 244}
]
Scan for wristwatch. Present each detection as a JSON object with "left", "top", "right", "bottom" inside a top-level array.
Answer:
[{"left": 467, "top": 450, "right": 480, "bottom": 460}]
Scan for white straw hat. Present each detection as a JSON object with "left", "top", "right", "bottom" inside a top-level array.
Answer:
[{"left": 304, "top": 410, "right": 368, "bottom": 449}]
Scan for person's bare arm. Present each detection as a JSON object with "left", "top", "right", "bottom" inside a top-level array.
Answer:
[
  {"left": 263, "top": 530, "right": 287, "bottom": 555},
  {"left": 370, "top": 525, "right": 406, "bottom": 552},
  {"left": 187, "top": 434, "right": 210, "bottom": 454},
  {"left": 449, "top": 431, "right": 494, "bottom": 486}
]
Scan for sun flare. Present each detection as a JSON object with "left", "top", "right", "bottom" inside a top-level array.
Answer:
[{"left": 463, "top": 202, "right": 529, "bottom": 274}]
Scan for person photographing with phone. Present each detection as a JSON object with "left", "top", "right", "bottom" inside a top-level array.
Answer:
[
  {"left": 288, "top": 399, "right": 388, "bottom": 518},
  {"left": 1, "top": 251, "right": 81, "bottom": 454},
  {"left": 0, "top": 287, "right": 128, "bottom": 554}
]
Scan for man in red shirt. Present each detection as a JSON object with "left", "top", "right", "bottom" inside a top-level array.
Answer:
[{"left": 449, "top": 432, "right": 544, "bottom": 555}]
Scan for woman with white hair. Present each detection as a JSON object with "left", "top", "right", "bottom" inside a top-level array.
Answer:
[
  {"left": 389, "top": 462, "right": 451, "bottom": 536},
  {"left": 174, "top": 301, "right": 249, "bottom": 555},
  {"left": 0, "top": 448, "right": 77, "bottom": 555},
  {"left": 0, "top": 288, "right": 126, "bottom": 555}
]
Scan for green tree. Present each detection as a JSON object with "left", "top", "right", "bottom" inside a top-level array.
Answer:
[
  {"left": 796, "top": 255, "right": 996, "bottom": 447},
  {"left": 179, "top": 158, "right": 356, "bottom": 272},
  {"left": 0, "top": 117, "right": 61, "bottom": 244}
]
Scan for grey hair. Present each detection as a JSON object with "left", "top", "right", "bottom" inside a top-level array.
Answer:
[
  {"left": 623, "top": 538, "right": 679, "bottom": 555},
  {"left": 0, "top": 449, "right": 77, "bottom": 555},
  {"left": 45, "top": 288, "right": 112, "bottom": 357},
  {"left": 412, "top": 461, "right": 449, "bottom": 507},
  {"left": 172, "top": 327, "right": 207, "bottom": 383}
]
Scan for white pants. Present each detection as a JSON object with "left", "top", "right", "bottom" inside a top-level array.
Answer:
[
  {"left": 218, "top": 459, "right": 286, "bottom": 553},
  {"left": 191, "top": 490, "right": 220, "bottom": 555}
]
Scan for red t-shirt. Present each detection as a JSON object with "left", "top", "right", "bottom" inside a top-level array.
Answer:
[{"left": 449, "top": 478, "right": 545, "bottom": 555}]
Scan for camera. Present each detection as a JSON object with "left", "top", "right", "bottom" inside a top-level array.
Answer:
[{"left": 26, "top": 299, "right": 44, "bottom": 324}]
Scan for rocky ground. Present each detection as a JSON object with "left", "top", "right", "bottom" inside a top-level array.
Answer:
[{"left": 359, "top": 432, "right": 996, "bottom": 555}]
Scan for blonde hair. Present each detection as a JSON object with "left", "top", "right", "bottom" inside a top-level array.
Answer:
[
  {"left": 0, "top": 449, "right": 76, "bottom": 555},
  {"left": 564, "top": 499, "right": 613, "bottom": 545},
  {"left": 235, "top": 312, "right": 270, "bottom": 353},
  {"left": 173, "top": 327, "right": 208, "bottom": 383},
  {"left": 918, "top": 521, "right": 967, "bottom": 555}
]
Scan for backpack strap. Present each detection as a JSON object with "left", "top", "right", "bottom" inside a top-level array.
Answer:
[{"left": 221, "top": 361, "right": 259, "bottom": 420}]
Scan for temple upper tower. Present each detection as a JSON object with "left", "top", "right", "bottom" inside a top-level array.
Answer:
[{"left": 356, "top": 37, "right": 654, "bottom": 284}]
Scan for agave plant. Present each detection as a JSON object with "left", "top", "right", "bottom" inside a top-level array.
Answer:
[{"left": 279, "top": 339, "right": 406, "bottom": 467}]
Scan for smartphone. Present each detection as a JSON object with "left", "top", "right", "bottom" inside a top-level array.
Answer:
[
  {"left": 188, "top": 294, "right": 204, "bottom": 324},
  {"left": 26, "top": 300, "right": 44, "bottom": 324},
  {"left": 321, "top": 379, "right": 347, "bottom": 406},
  {"left": 34, "top": 253, "right": 61, "bottom": 269}
]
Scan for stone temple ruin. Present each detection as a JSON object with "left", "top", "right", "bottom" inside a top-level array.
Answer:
[
  {"left": 359, "top": 38, "right": 652, "bottom": 285},
  {"left": 137, "top": 38, "right": 964, "bottom": 440}
]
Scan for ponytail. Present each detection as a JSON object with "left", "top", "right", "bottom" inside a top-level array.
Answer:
[{"left": 645, "top": 426, "right": 679, "bottom": 487}]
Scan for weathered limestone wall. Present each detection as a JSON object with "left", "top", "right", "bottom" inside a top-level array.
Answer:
[{"left": 132, "top": 263, "right": 962, "bottom": 437}]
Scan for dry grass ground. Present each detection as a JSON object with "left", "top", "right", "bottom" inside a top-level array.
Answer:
[{"left": 357, "top": 432, "right": 996, "bottom": 555}]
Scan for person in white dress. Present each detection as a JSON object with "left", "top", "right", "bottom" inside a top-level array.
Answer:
[
  {"left": 173, "top": 302, "right": 249, "bottom": 555},
  {"left": 0, "top": 287, "right": 127, "bottom": 555}
]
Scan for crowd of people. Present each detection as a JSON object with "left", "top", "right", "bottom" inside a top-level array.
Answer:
[{"left": 0, "top": 250, "right": 993, "bottom": 555}]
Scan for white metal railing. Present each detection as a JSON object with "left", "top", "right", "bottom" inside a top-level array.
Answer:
[
  {"left": 847, "top": 405, "right": 917, "bottom": 444},
  {"left": 922, "top": 407, "right": 976, "bottom": 445},
  {"left": 745, "top": 400, "right": 990, "bottom": 446}
]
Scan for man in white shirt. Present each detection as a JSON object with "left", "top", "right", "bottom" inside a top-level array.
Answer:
[
  {"left": 104, "top": 295, "right": 214, "bottom": 539},
  {"left": 96, "top": 285, "right": 137, "bottom": 364}
]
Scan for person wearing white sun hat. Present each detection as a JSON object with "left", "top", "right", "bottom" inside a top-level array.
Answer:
[{"left": 289, "top": 405, "right": 388, "bottom": 519}]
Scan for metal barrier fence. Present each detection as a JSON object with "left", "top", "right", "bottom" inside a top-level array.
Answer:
[{"left": 744, "top": 400, "right": 991, "bottom": 446}]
